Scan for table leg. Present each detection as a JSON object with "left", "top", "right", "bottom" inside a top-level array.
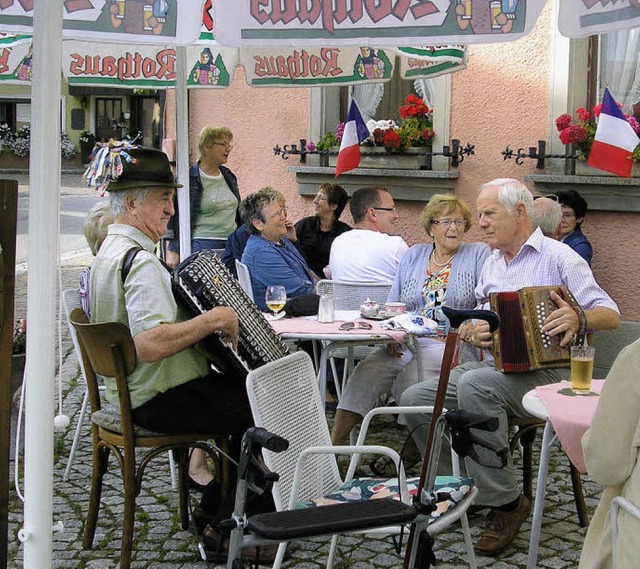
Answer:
[
  {"left": 317, "top": 345, "right": 328, "bottom": 408},
  {"left": 527, "top": 420, "right": 557, "bottom": 569}
]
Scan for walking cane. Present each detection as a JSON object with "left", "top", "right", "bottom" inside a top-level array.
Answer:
[{"left": 403, "top": 306, "right": 500, "bottom": 569}]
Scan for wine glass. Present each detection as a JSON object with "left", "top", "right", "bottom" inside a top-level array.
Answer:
[{"left": 265, "top": 285, "right": 287, "bottom": 318}]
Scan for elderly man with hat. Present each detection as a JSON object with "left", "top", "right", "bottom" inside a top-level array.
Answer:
[{"left": 88, "top": 147, "right": 273, "bottom": 561}]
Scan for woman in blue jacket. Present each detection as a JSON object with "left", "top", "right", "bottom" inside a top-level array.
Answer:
[{"left": 557, "top": 189, "right": 593, "bottom": 266}]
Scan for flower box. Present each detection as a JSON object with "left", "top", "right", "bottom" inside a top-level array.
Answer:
[
  {"left": 327, "top": 146, "right": 431, "bottom": 170},
  {"left": 575, "top": 160, "right": 640, "bottom": 178}
]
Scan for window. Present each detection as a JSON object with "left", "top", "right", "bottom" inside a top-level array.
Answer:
[
  {"left": 597, "top": 30, "right": 640, "bottom": 111},
  {"left": 308, "top": 74, "right": 451, "bottom": 171}
]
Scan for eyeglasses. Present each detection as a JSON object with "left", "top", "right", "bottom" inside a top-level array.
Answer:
[
  {"left": 431, "top": 219, "right": 467, "bottom": 228},
  {"left": 339, "top": 321, "right": 373, "bottom": 331},
  {"left": 561, "top": 211, "right": 576, "bottom": 219},
  {"left": 267, "top": 208, "right": 288, "bottom": 220},
  {"left": 533, "top": 194, "right": 558, "bottom": 201},
  {"left": 211, "top": 141, "right": 233, "bottom": 149},
  {"left": 314, "top": 193, "right": 328, "bottom": 201},
  {"left": 372, "top": 207, "right": 396, "bottom": 212}
]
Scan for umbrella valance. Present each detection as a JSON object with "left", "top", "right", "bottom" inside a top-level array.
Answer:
[
  {"left": 0, "top": 36, "right": 465, "bottom": 88},
  {"left": 0, "top": 0, "right": 202, "bottom": 45},
  {"left": 213, "top": 0, "right": 640, "bottom": 46}
]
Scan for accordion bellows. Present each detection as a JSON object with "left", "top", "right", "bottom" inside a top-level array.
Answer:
[
  {"left": 490, "top": 286, "right": 580, "bottom": 373},
  {"left": 173, "top": 249, "right": 289, "bottom": 377}
]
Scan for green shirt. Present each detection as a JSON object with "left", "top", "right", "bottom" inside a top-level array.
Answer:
[
  {"left": 191, "top": 170, "right": 238, "bottom": 240},
  {"left": 90, "top": 224, "right": 209, "bottom": 409}
]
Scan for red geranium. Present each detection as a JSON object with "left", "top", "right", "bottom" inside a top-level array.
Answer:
[
  {"left": 555, "top": 113, "right": 573, "bottom": 132},
  {"left": 382, "top": 129, "right": 402, "bottom": 149},
  {"left": 559, "top": 124, "right": 587, "bottom": 145}
]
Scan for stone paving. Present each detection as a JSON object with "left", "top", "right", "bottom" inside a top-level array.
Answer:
[{"left": 7, "top": 186, "right": 601, "bottom": 567}]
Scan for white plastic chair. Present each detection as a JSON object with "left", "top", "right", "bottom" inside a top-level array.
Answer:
[
  {"left": 61, "top": 289, "right": 178, "bottom": 490},
  {"left": 316, "top": 279, "right": 393, "bottom": 400},
  {"left": 235, "top": 259, "right": 255, "bottom": 302},
  {"left": 246, "top": 351, "right": 477, "bottom": 569}
]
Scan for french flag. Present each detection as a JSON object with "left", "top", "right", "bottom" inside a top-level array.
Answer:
[
  {"left": 335, "top": 99, "right": 370, "bottom": 177},
  {"left": 587, "top": 88, "right": 640, "bottom": 177}
]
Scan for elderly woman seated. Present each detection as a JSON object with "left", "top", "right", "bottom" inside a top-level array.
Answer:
[
  {"left": 330, "top": 194, "right": 490, "bottom": 457},
  {"left": 241, "top": 187, "right": 317, "bottom": 311}
]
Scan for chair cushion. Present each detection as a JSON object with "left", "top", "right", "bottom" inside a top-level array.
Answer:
[
  {"left": 296, "top": 475, "right": 474, "bottom": 521},
  {"left": 92, "top": 408, "right": 164, "bottom": 437}
]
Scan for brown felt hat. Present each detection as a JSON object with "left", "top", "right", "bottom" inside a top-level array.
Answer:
[{"left": 106, "top": 147, "right": 182, "bottom": 192}]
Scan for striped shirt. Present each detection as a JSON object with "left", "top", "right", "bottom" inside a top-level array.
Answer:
[{"left": 476, "top": 227, "right": 618, "bottom": 313}]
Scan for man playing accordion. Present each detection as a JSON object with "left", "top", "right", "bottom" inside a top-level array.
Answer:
[{"left": 401, "top": 178, "right": 619, "bottom": 556}]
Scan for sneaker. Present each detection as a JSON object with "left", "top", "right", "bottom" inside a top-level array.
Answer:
[{"left": 473, "top": 495, "right": 532, "bottom": 556}]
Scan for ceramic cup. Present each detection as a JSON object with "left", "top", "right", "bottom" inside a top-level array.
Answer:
[{"left": 384, "top": 302, "right": 407, "bottom": 316}]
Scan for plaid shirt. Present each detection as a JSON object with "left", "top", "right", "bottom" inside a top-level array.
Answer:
[{"left": 476, "top": 227, "right": 618, "bottom": 314}]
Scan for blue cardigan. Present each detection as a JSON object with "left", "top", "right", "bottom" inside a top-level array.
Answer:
[
  {"left": 388, "top": 241, "right": 490, "bottom": 331},
  {"left": 242, "top": 234, "right": 315, "bottom": 311}
]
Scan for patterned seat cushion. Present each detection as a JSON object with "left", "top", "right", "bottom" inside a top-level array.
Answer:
[
  {"left": 296, "top": 476, "right": 474, "bottom": 521},
  {"left": 92, "top": 408, "right": 163, "bottom": 437}
]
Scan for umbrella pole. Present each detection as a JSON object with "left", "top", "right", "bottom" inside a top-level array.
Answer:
[{"left": 22, "top": 2, "right": 63, "bottom": 568}]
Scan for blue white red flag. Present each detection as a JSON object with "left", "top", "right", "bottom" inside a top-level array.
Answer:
[
  {"left": 587, "top": 88, "right": 640, "bottom": 178},
  {"left": 335, "top": 99, "right": 370, "bottom": 178}
]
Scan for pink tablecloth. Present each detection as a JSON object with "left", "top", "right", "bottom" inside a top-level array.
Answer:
[
  {"left": 270, "top": 317, "right": 406, "bottom": 344},
  {"left": 535, "top": 379, "right": 604, "bottom": 473}
]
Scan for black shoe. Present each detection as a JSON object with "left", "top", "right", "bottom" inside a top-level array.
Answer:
[{"left": 188, "top": 474, "right": 210, "bottom": 493}]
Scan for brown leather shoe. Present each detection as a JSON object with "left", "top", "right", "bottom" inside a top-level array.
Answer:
[{"left": 473, "top": 495, "right": 532, "bottom": 556}]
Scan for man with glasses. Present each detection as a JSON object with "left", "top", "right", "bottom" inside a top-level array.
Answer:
[
  {"left": 241, "top": 187, "right": 316, "bottom": 311},
  {"left": 328, "top": 186, "right": 408, "bottom": 282}
]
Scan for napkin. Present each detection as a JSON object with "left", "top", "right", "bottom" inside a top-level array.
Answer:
[{"left": 380, "top": 313, "right": 439, "bottom": 335}]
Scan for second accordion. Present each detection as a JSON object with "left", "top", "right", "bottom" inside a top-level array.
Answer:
[{"left": 489, "top": 285, "right": 580, "bottom": 373}]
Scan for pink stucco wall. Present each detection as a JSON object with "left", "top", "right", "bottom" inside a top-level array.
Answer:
[{"left": 167, "top": 3, "right": 638, "bottom": 320}]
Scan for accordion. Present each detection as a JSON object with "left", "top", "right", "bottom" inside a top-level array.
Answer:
[
  {"left": 489, "top": 285, "right": 580, "bottom": 373},
  {"left": 173, "top": 249, "right": 289, "bottom": 377}
]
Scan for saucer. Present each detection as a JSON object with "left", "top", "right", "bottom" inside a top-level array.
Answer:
[
  {"left": 264, "top": 311, "right": 286, "bottom": 321},
  {"left": 361, "top": 311, "right": 390, "bottom": 321}
]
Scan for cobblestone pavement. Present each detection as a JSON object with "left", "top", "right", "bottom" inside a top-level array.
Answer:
[{"left": 8, "top": 246, "right": 600, "bottom": 569}]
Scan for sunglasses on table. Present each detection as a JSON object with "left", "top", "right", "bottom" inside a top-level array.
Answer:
[{"left": 339, "top": 321, "right": 373, "bottom": 331}]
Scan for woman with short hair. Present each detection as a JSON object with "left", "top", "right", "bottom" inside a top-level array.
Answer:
[
  {"left": 166, "top": 126, "right": 241, "bottom": 268},
  {"left": 556, "top": 189, "right": 592, "bottom": 266},
  {"left": 241, "top": 188, "right": 316, "bottom": 311}
]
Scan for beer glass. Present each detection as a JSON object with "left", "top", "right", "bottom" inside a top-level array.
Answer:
[{"left": 570, "top": 345, "right": 595, "bottom": 395}]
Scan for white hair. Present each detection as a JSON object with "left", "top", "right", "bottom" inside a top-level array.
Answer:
[
  {"left": 109, "top": 188, "right": 150, "bottom": 217},
  {"left": 479, "top": 178, "right": 533, "bottom": 215},
  {"left": 530, "top": 197, "right": 561, "bottom": 237}
]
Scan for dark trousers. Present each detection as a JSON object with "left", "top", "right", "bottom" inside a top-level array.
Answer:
[{"left": 132, "top": 370, "right": 272, "bottom": 524}]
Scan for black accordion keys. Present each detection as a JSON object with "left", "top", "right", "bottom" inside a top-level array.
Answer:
[
  {"left": 173, "top": 250, "right": 289, "bottom": 377},
  {"left": 489, "top": 285, "right": 580, "bottom": 373}
]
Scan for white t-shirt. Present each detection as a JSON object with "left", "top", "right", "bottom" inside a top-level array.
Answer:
[{"left": 328, "top": 229, "right": 408, "bottom": 282}]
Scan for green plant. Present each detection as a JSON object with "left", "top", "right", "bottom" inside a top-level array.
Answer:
[{"left": 316, "top": 129, "right": 340, "bottom": 152}]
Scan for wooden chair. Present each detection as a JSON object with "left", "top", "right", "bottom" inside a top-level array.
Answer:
[{"left": 69, "top": 308, "right": 222, "bottom": 569}]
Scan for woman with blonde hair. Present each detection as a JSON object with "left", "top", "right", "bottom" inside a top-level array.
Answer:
[
  {"left": 331, "top": 194, "right": 489, "bottom": 452},
  {"left": 166, "top": 126, "right": 242, "bottom": 268}
]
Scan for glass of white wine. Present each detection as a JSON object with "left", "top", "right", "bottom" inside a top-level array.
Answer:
[{"left": 265, "top": 285, "right": 287, "bottom": 318}]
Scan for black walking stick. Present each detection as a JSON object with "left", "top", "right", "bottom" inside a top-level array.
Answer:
[{"left": 403, "top": 306, "right": 500, "bottom": 569}]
